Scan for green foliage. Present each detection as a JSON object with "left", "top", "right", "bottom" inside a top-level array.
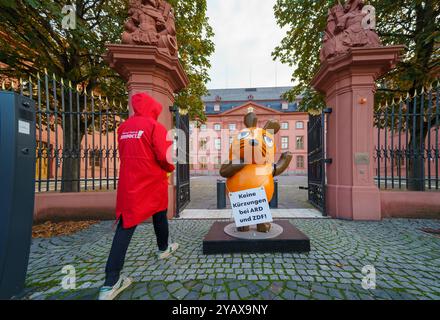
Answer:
[
  {"left": 0, "top": 0, "right": 214, "bottom": 118},
  {"left": 273, "top": 0, "right": 440, "bottom": 111}
]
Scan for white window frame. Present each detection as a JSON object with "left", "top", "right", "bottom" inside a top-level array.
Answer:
[
  {"left": 214, "top": 138, "right": 221, "bottom": 150},
  {"left": 281, "top": 137, "right": 289, "bottom": 150}
]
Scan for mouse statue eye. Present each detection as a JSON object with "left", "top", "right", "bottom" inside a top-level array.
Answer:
[
  {"left": 238, "top": 130, "right": 250, "bottom": 140},
  {"left": 263, "top": 135, "right": 274, "bottom": 147}
]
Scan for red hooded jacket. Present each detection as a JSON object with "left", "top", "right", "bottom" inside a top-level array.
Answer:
[{"left": 116, "top": 93, "right": 175, "bottom": 228}]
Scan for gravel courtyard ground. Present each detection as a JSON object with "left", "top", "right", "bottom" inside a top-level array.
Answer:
[
  {"left": 188, "top": 175, "right": 312, "bottom": 210},
  {"left": 18, "top": 218, "right": 440, "bottom": 300}
]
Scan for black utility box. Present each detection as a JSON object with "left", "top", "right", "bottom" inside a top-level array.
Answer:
[{"left": 0, "top": 92, "right": 36, "bottom": 299}]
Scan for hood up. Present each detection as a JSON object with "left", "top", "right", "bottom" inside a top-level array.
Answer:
[{"left": 131, "top": 93, "right": 162, "bottom": 120}]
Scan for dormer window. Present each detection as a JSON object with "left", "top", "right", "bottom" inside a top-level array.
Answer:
[
  {"left": 214, "top": 103, "right": 220, "bottom": 112},
  {"left": 248, "top": 95, "right": 254, "bottom": 101},
  {"left": 282, "top": 102, "right": 289, "bottom": 110}
]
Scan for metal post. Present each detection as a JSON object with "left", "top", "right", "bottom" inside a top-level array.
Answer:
[
  {"left": 217, "top": 179, "right": 226, "bottom": 209},
  {"left": 269, "top": 179, "right": 278, "bottom": 209}
]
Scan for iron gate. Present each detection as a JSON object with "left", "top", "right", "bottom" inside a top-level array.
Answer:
[
  {"left": 307, "top": 109, "right": 331, "bottom": 215},
  {"left": 174, "top": 107, "right": 190, "bottom": 217}
]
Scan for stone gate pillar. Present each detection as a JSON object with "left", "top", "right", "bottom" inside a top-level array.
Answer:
[
  {"left": 312, "top": 47, "right": 404, "bottom": 220},
  {"left": 104, "top": 1, "right": 189, "bottom": 218},
  {"left": 310, "top": 1, "right": 405, "bottom": 220}
]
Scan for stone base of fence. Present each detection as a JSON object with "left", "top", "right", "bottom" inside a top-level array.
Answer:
[
  {"left": 380, "top": 191, "right": 440, "bottom": 219},
  {"left": 33, "top": 192, "right": 117, "bottom": 224},
  {"left": 33, "top": 190, "right": 178, "bottom": 224}
]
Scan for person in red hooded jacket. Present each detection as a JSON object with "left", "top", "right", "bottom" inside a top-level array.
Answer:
[{"left": 99, "top": 93, "right": 178, "bottom": 300}]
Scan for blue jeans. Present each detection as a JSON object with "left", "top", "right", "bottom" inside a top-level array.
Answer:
[{"left": 104, "top": 210, "right": 169, "bottom": 287}]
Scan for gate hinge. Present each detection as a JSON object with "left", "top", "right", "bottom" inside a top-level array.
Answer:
[
  {"left": 324, "top": 107, "right": 333, "bottom": 114},
  {"left": 324, "top": 158, "right": 333, "bottom": 164}
]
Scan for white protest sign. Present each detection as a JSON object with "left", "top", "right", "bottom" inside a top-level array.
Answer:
[{"left": 229, "top": 187, "right": 273, "bottom": 228}]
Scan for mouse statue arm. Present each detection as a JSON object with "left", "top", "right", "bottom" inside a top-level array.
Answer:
[
  {"left": 273, "top": 152, "right": 293, "bottom": 177},
  {"left": 220, "top": 161, "right": 246, "bottom": 178}
]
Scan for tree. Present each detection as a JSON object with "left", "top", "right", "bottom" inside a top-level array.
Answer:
[
  {"left": 0, "top": 0, "right": 214, "bottom": 191},
  {"left": 273, "top": 0, "right": 439, "bottom": 190}
]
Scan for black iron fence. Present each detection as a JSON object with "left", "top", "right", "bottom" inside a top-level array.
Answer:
[
  {"left": 1, "top": 70, "right": 128, "bottom": 193},
  {"left": 374, "top": 82, "right": 439, "bottom": 191}
]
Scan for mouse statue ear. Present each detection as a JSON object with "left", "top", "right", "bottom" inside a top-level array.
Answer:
[
  {"left": 264, "top": 120, "right": 280, "bottom": 135},
  {"left": 244, "top": 109, "right": 258, "bottom": 128}
]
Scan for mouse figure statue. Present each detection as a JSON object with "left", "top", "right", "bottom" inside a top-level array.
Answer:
[{"left": 220, "top": 108, "right": 293, "bottom": 233}]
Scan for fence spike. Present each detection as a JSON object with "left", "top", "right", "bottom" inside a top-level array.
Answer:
[
  {"left": 11, "top": 81, "right": 15, "bottom": 90},
  {"left": 53, "top": 73, "right": 56, "bottom": 81},
  {"left": 19, "top": 78, "right": 23, "bottom": 85},
  {"left": 112, "top": 99, "right": 116, "bottom": 106},
  {"left": 84, "top": 87, "right": 88, "bottom": 95},
  {"left": 1, "top": 80, "right": 5, "bottom": 90},
  {"left": 37, "top": 72, "right": 41, "bottom": 80},
  {"left": 413, "top": 89, "right": 418, "bottom": 98},
  {"left": 421, "top": 86, "right": 425, "bottom": 94},
  {"left": 44, "top": 68, "right": 48, "bottom": 75},
  {"left": 99, "top": 94, "right": 102, "bottom": 101},
  {"left": 61, "top": 78, "right": 64, "bottom": 85},
  {"left": 406, "top": 92, "right": 410, "bottom": 100},
  {"left": 399, "top": 96, "right": 403, "bottom": 103}
]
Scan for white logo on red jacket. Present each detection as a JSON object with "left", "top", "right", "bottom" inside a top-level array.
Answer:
[{"left": 120, "top": 130, "right": 144, "bottom": 140}]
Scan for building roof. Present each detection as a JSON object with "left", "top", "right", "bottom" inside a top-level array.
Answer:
[
  {"left": 203, "top": 86, "right": 301, "bottom": 115},
  {"left": 203, "top": 86, "right": 295, "bottom": 102}
]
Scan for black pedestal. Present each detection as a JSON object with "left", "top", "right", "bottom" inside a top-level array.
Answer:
[{"left": 203, "top": 220, "right": 310, "bottom": 255}]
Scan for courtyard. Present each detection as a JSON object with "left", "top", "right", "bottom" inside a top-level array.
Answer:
[
  {"left": 19, "top": 218, "right": 440, "bottom": 300},
  {"left": 187, "top": 175, "right": 313, "bottom": 210}
]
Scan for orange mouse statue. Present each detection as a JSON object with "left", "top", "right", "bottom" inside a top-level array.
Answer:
[{"left": 220, "top": 108, "right": 293, "bottom": 233}]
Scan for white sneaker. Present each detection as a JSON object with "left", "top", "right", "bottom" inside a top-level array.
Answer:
[
  {"left": 98, "top": 276, "right": 133, "bottom": 300},
  {"left": 158, "top": 243, "right": 179, "bottom": 260}
]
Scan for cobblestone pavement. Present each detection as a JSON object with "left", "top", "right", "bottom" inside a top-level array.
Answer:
[
  {"left": 19, "top": 219, "right": 440, "bottom": 300},
  {"left": 189, "top": 176, "right": 312, "bottom": 210}
]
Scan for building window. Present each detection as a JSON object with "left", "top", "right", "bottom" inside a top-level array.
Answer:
[
  {"left": 281, "top": 122, "right": 289, "bottom": 130},
  {"left": 214, "top": 138, "right": 221, "bottom": 150},
  {"left": 282, "top": 102, "right": 289, "bottom": 110},
  {"left": 229, "top": 123, "right": 236, "bottom": 131},
  {"left": 214, "top": 123, "right": 221, "bottom": 131},
  {"left": 200, "top": 138, "right": 208, "bottom": 151},
  {"left": 89, "top": 149, "right": 102, "bottom": 167},
  {"left": 200, "top": 156, "right": 207, "bottom": 170},
  {"left": 297, "top": 155, "right": 305, "bottom": 169},
  {"left": 296, "top": 121, "right": 304, "bottom": 129},
  {"left": 214, "top": 103, "right": 220, "bottom": 112},
  {"left": 296, "top": 136, "right": 304, "bottom": 150},
  {"left": 214, "top": 156, "right": 222, "bottom": 169},
  {"left": 200, "top": 124, "right": 207, "bottom": 131},
  {"left": 281, "top": 137, "right": 289, "bottom": 150}
]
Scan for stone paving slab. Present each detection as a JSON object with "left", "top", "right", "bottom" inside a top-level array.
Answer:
[
  {"left": 17, "top": 218, "right": 440, "bottom": 300},
  {"left": 179, "top": 209, "right": 324, "bottom": 220}
]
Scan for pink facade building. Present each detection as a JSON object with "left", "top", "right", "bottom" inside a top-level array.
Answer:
[{"left": 189, "top": 87, "right": 308, "bottom": 176}]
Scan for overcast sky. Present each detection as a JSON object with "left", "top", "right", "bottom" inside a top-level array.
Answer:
[{"left": 206, "top": 0, "right": 295, "bottom": 90}]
